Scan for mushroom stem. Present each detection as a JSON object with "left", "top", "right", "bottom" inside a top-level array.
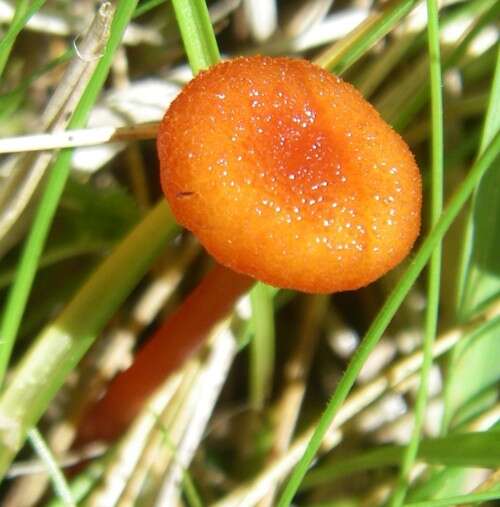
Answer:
[{"left": 78, "top": 264, "right": 253, "bottom": 442}]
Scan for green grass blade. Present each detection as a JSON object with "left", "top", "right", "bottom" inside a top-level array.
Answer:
[
  {"left": 27, "top": 428, "right": 75, "bottom": 507},
  {"left": 455, "top": 45, "right": 500, "bottom": 316},
  {"left": 316, "top": 0, "right": 420, "bottom": 74},
  {"left": 479, "top": 46, "right": 500, "bottom": 153},
  {"left": 405, "top": 467, "right": 467, "bottom": 504},
  {"left": 44, "top": 460, "right": 105, "bottom": 507},
  {"left": 171, "top": 0, "right": 220, "bottom": 73},
  {"left": 405, "top": 489, "right": 500, "bottom": 507},
  {"left": 389, "top": 0, "right": 444, "bottom": 505},
  {"left": 276, "top": 131, "right": 500, "bottom": 507},
  {"left": 0, "top": 151, "right": 72, "bottom": 385},
  {"left": 302, "top": 428, "right": 500, "bottom": 488},
  {"left": 441, "top": 45, "right": 500, "bottom": 432},
  {"left": 182, "top": 471, "right": 204, "bottom": 507},
  {"left": 0, "top": 48, "right": 74, "bottom": 120},
  {"left": 0, "top": 0, "right": 47, "bottom": 80},
  {"left": 133, "top": 0, "right": 168, "bottom": 18},
  {"left": 443, "top": 315, "right": 500, "bottom": 428},
  {"left": 250, "top": 283, "right": 276, "bottom": 409}
]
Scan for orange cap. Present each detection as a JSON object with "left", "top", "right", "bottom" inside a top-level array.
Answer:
[{"left": 158, "top": 56, "right": 421, "bottom": 293}]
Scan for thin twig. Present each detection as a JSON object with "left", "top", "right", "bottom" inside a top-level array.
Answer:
[{"left": 0, "top": 122, "right": 159, "bottom": 154}]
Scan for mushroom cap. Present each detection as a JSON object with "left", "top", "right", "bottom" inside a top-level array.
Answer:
[{"left": 158, "top": 56, "right": 421, "bottom": 293}]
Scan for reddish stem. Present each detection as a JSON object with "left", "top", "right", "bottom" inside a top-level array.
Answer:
[{"left": 78, "top": 264, "right": 254, "bottom": 442}]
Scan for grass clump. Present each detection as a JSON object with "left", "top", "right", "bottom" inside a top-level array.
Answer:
[{"left": 0, "top": 1, "right": 499, "bottom": 506}]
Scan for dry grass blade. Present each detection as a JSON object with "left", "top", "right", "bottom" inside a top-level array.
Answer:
[
  {"left": 282, "top": 0, "right": 335, "bottom": 37},
  {"left": 154, "top": 322, "right": 237, "bottom": 506},
  {"left": 0, "top": 122, "right": 159, "bottom": 154}
]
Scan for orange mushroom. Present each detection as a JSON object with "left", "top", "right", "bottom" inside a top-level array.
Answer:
[
  {"left": 79, "top": 56, "right": 421, "bottom": 442},
  {"left": 158, "top": 56, "right": 421, "bottom": 293}
]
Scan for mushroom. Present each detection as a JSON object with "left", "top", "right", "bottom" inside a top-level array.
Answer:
[
  {"left": 158, "top": 56, "right": 421, "bottom": 293},
  {"left": 79, "top": 56, "right": 421, "bottom": 441}
]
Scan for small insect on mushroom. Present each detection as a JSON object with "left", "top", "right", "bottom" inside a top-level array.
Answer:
[{"left": 158, "top": 56, "right": 422, "bottom": 293}]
